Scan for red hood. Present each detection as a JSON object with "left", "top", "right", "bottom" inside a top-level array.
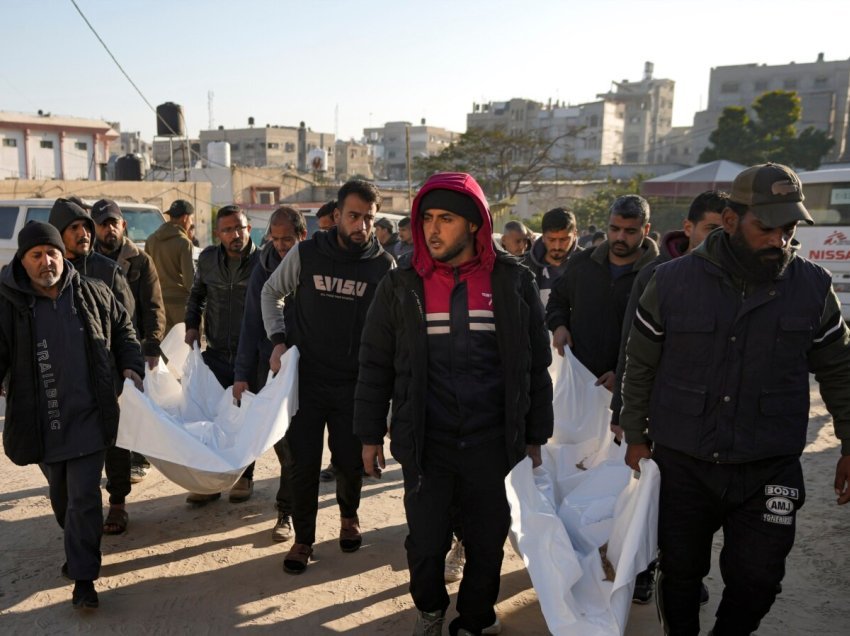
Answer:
[
  {"left": 411, "top": 172, "right": 495, "bottom": 276},
  {"left": 662, "top": 229, "right": 690, "bottom": 260}
]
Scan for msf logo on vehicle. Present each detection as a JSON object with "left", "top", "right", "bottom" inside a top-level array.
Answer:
[
  {"left": 313, "top": 275, "right": 368, "bottom": 297},
  {"left": 824, "top": 230, "right": 850, "bottom": 246}
]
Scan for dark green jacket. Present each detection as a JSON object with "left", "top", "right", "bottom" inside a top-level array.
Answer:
[{"left": 621, "top": 229, "right": 850, "bottom": 459}]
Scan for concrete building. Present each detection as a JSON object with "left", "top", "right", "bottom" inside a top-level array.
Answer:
[
  {"left": 335, "top": 140, "right": 374, "bottom": 181},
  {"left": 597, "top": 62, "right": 675, "bottom": 164},
  {"left": 467, "top": 99, "right": 543, "bottom": 135},
  {"left": 363, "top": 121, "right": 459, "bottom": 180},
  {"left": 152, "top": 138, "right": 201, "bottom": 172},
  {"left": 112, "top": 130, "right": 152, "bottom": 158},
  {"left": 199, "top": 121, "right": 335, "bottom": 176},
  {"left": 467, "top": 97, "right": 625, "bottom": 166},
  {"left": 533, "top": 100, "right": 625, "bottom": 165},
  {"left": 656, "top": 126, "right": 695, "bottom": 165},
  {"left": 691, "top": 53, "right": 850, "bottom": 162},
  {"left": 0, "top": 110, "right": 118, "bottom": 180}
]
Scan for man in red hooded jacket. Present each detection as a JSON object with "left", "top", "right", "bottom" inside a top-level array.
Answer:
[{"left": 355, "top": 173, "right": 553, "bottom": 636}]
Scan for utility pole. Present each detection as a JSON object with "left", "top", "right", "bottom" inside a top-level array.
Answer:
[
  {"left": 208, "top": 91, "right": 214, "bottom": 130},
  {"left": 405, "top": 124, "right": 413, "bottom": 209}
]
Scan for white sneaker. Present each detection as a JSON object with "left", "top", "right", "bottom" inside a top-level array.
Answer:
[{"left": 444, "top": 538, "right": 465, "bottom": 583}]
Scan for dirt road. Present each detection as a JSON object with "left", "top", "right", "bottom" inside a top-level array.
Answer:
[{"left": 0, "top": 384, "right": 846, "bottom": 634}]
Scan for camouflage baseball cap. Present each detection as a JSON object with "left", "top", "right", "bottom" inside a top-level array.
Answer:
[{"left": 728, "top": 163, "right": 813, "bottom": 227}]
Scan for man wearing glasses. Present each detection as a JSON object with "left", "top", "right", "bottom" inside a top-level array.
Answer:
[{"left": 184, "top": 204, "right": 259, "bottom": 504}]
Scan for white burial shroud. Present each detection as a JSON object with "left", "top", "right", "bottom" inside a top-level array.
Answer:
[
  {"left": 117, "top": 337, "right": 299, "bottom": 494},
  {"left": 505, "top": 346, "right": 660, "bottom": 636}
]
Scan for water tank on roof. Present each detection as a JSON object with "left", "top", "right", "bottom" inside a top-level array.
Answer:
[
  {"left": 156, "top": 102, "right": 185, "bottom": 137},
  {"left": 207, "top": 141, "right": 231, "bottom": 168},
  {"left": 115, "top": 154, "right": 143, "bottom": 181}
]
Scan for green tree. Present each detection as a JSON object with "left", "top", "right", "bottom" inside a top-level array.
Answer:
[
  {"left": 794, "top": 127, "right": 835, "bottom": 171},
  {"left": 750, "top": 91, "right": 800, "bottom": 165},
  {"left": 699, "top": 107, "right": 758, "bottom": 165},
  {"left": 699, "top": 90, "right": 834, "bottom": 169},
  {"left": 414, "top": 127, "right": 590, "bottom": 202}
]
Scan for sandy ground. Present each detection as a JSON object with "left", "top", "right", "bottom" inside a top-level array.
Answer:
[{"left": 0, "top": 382, "right": 847, "bottom": 635}]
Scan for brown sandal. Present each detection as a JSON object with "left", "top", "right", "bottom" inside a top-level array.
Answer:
[
  {"left": 340, "top": 516, "right": 362, "bottom": 553},
  {"left": 103, "top": 506, "right": 128, "bottom": 535},
  {"left": 283, "top": 543, "right": 313, "bottom": 574}
]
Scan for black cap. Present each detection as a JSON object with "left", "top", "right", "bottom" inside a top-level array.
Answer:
[
  {"left": 167, "top": 199, "right": 194, "bottom": 217},
  {"left": 729, "top": 163, "right": 813, "bottom": 227},
  {"left": 17, "top": 221, "right": 66, "bottom": 259},
  {"left": 418, "top": 189, "right": 482, "bottom": 226},
  {"left": 91, "top": 199, "right": 123, "bottom": 224}
]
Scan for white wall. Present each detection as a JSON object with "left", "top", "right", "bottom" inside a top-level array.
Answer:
[
  {"left": 63, "top": 133, "right": 94, "bottom": 179},
  {"left": 0, "top": 130, "right": 25, "bottom": 178},
  {"left": 27, "top": 131, "right": 60, "bottom": 179}
]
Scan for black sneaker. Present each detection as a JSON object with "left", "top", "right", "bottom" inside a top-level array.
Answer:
[
  {"left": 72, "top": 581, "right": 99, "bottom": 610},
  {"left": 632, "top": 567, "right": 655, "bottom": 604},
  {"left": 700, "top": 582, "right": 710, "bottom": 606}
]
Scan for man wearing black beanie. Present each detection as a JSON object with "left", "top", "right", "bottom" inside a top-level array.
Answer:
[
  {"left": 48, "top": 198, "right": 139, "bottom": 537},
  {"left": 355, "top": 172, "right": 553, "bottom": 635},
  {"left": 0, "top": 221, "right": 144, "bottom": 610}
]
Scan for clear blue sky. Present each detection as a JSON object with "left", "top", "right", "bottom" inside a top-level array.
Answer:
[{"left": 2, "top": 0, "right": 847, "bottom": 142}]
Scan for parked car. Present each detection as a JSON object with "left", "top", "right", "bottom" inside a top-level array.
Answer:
[{"left": 0, "top": 198, "right": 166, "bottom": 266}]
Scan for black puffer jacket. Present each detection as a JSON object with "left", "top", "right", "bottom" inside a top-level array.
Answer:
[
  {"left": 545, "top": 238, "right": 659, "bottom": 377},
  {"left": 354, "top": 254, "right": 554, "bottom": 475},
  {"left": 185, "top": 241, "right": 258, "bottom": 360},
  {"left": 0, "top": 259, "right": 144, "bottom": 466}
]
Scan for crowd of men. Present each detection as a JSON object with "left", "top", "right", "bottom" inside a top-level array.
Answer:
[{"left": 1, "top": 162, "right": 848, "bottom": 635}]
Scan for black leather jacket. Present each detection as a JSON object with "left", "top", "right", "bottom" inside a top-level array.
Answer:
[{"left": 185, "top": 242, "right": 258, "bottom": 361}]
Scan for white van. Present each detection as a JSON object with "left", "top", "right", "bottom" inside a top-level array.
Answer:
[
  {"left": 796, "top": 168, "right": 850, "bottom": 319},
  {"left": 0, "top": 198, "right": 166, "bottom": 266}
]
